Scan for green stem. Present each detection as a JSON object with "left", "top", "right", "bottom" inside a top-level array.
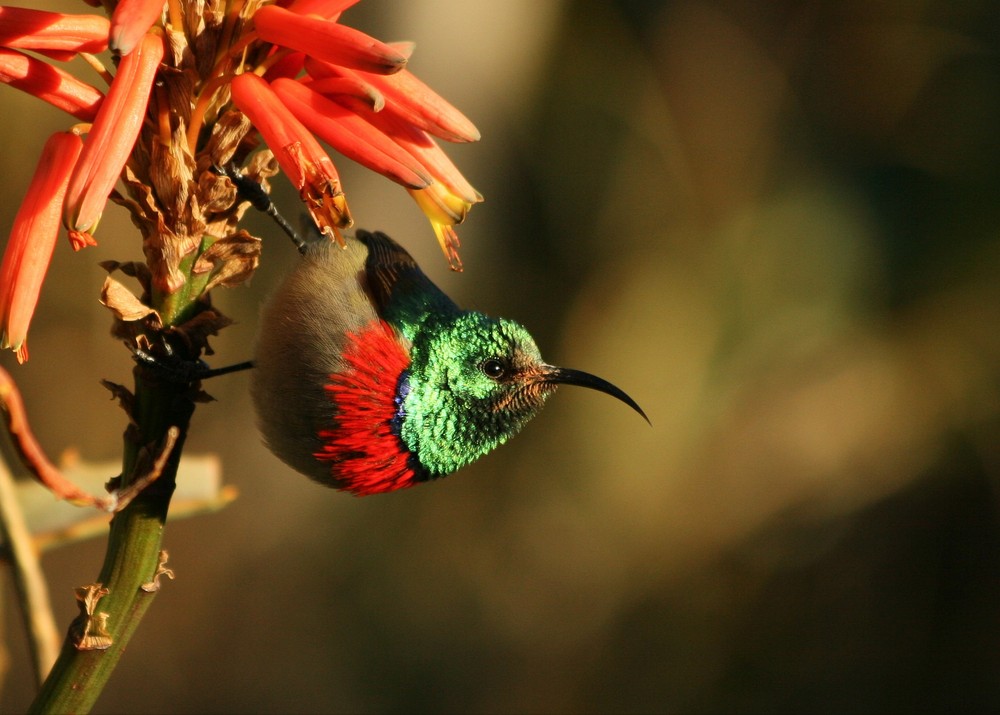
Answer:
[{"left": 27, "top": 368, "right": 195, "bottom": 714}]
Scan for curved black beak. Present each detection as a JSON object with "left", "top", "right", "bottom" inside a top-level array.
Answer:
[{"left": 542, "top": 365, "right": 650, "bottom": 424}]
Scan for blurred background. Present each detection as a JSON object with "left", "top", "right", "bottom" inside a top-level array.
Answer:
[{"left": 2, "top": 0, "right": 1000, "bottom": 712}]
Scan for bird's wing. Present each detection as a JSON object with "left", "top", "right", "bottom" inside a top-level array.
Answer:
[{"left": 357, "top": 229, "right": 458, "bottom": 321}]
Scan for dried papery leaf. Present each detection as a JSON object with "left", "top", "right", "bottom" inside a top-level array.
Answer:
[
  {"left": 204, "top": 110, "right": 253, "bottom": 169},
  {"left": 99, "top": 260, "right": 153, "bottom": 292},
  {"left": 145, "top": 221, "right": 197, "bottom": 294},
  {"left": 100, "top": 276, "right": 160, "bottom": 323},
  {"left": 117, "top": 165, "right": 163, "bottom": 231},
  {"left": 140, "top": 550, "right": 175, "bottom": 592},
  {"left": 118, "top": 166, "right": 200, "bottom": 293},
  {"left": 72, "top": 584, "right": 112, "bottom": 651},
  {"left": 165, "top": 23, "right": 188, "bottom": 66},
  {"left": 168, "top": 308, "right": 233, "bottom": 356},
  {"left": 245, "top": 149, "right": 279, "bottom": 183},
  {"left": 193, "top": 230, "right": 262, "bottom": 292},
  {"left": 197, "top": 170, "right": 238, "bottom": 215},
  {"left": 150, "top": 132, "right": 192, "bottom": 224}
]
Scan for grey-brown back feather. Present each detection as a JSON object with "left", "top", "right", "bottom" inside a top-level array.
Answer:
[{"left": 250, "top": 236, "right": 377, "bottom": 484}]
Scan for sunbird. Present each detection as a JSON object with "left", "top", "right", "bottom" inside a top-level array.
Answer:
[{"left": 251, "top": 229, "right": 647, "bottom": 495}]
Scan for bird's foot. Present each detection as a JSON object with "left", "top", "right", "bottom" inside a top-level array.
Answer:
[{"left": 130, "top": 342, "right": 253, "bottom": 384}]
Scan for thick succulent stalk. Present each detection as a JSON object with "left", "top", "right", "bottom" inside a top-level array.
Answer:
[{"left": 29, "top": 348, "right": 196, "bottom": 714}]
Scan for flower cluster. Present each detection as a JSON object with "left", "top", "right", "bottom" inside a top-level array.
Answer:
[{"left": 0, "top": 0, "right": 481, "bottom": 362}]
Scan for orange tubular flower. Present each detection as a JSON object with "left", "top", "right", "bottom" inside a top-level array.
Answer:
[
  {"left": 0, "top": 47, "right": 103, "bottom": 120},
  {"left": 0, "top": 7, "right": 109, "bottom": 58},
  {"left": 230, "top": 71, "right": 353, "bottom": 240},
  {"left": 353, "top": 65, "right": 481, "bottom": 143},
  {"left": 0, "top": 131, "right": 83, "bottom": 363},
  {"left": 307, "top": 75, "right": 384, "bottom": 111},
  {"left": 340, "top": 98, "right": 480, "bottom": 203},
  {"left": 253, "top": 5, "right": 408, "bottom": 74},
  {"left": 272, "top": 78, "right": 430, "bottom": 189},
  {"left": 109, "top": 0, "right": 166, "bottom": 55},
  {"left": 250, "top": 3, "right": 481, "bottom": 264},
  {"left": 281, "top": 0, "right": 361, "bottom": 18},
  {"left": 63, "top": 31, "right": 164, "bottom": 244}
]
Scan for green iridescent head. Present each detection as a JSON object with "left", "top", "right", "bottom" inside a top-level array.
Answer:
[{"left": 398, "top": 311, "right": 647, "bottom": 477}]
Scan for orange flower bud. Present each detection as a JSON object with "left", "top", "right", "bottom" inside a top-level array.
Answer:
[
  {"left": 263, "top": 51, "right": 306, "bottom": 83},
  {"left": 230, "top": 72, "right": 353, "bottom": 238},
  {"left": 282, "top": 0, "right": 361, "bottom": 19},
  {"left": 354, "top": 103, "right": 480, "bottom": 204},
  {"left": 109, "top": 0, "right": 165, "bottom": 55},
  {"left": 354, "top": 65, "right": 480, "bottom": 143},
  {"left": 0, "top": 48, "right": 103, "bottom": 120},
  {"left": 307, "top": 75, "right": 384, "bottom": 112},
  {"left": 0, "top": 131, "right": 84, "bottom": 363},
  {"left": 64, "top": 32, "right": 164, "bottom": 238},
  {"left": 272, "top": 78, "right": 429, "bottom": 189},
  {"left": 254, "top": 5, "right": 407, "bottom": 75},
  {"left": 0, "top": 7, "right": 109, "bottom": 56}
]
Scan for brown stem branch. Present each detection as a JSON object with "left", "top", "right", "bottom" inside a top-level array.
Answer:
[{"left": 0, "top": 454, "right": 60, "bottom": 688}]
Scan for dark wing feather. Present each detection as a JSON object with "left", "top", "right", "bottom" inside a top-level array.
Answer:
[{"left": 356, "top": 230, "right": 458, "bottom": 321}]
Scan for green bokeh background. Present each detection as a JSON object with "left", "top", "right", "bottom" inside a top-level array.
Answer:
[{"left": 2, "top": 1, "right": 1000, "bottom": 712}]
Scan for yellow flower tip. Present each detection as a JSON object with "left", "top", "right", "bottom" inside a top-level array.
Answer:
[
  {"left": 407, "top": 183, "right": 478, "bottom": 268},
  {"left": 328, "top": 191, "right": 353, "bottom": 228},
  {"left": 410, "top": 183, "right": 474, "bottom": 226},
  {"left": 0, "top": 329, "right": 26, "bottom": 362}
]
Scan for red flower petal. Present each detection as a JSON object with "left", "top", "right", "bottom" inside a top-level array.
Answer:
[
  {"left": 282, "top": 0, "right": 361, "bottom": 19},
  {"left": 64, "top": 32, "right": 164, "bottom": 236},
  {"left": 307, "top": 76, "right": 384, "bottom": 111},
  {"left": 339, "top": 95, "right": 480, "bottom": 204},
  {"left": 230, "top": 72, "right": 353, "bottom": 237},
  {"left": 0, "top": 7, "right": 109, "bottom": 56},
  {"left": 109, "top": 0, "right": 165, "bottom": 55},
  {"left": 306, "top": 58, "right": 479, "bottom": 144},
  {"left": 355, "top": 65, "right": 480, "bottom": 143},
  {"left": 254, "top": 5, "right": 407, "bottom": 75},
  {"left": 0, "top": 131, "right": 83, "bottom": 363},
  {"left": 0, "top": 47, "right": 103, "bottom": 120},
  {"left": 272, "top": 78, "right": 429, "bottom": 189},
  {"left": 263, "top": 50, "right": 306, "bottom": 82}
]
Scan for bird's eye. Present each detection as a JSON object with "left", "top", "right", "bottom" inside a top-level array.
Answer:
[{"left": 481, "top": 358, "right": 507, "bottom": 380}]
